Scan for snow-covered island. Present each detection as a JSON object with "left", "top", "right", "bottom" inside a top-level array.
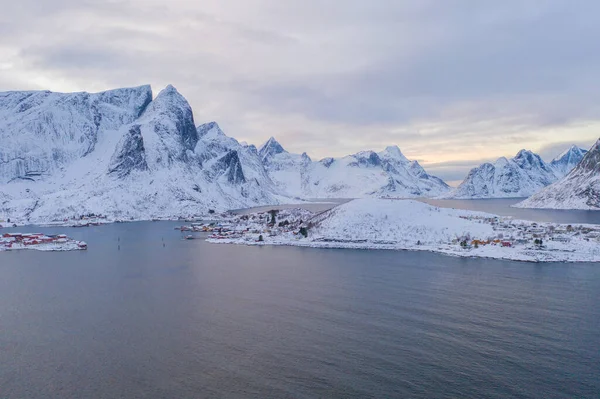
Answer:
[
  {"left": 204, "top": 199, "right": 600, "bottom": 263},
  {"left": 0, "top": 233, "right": 87, "bottom": 252}
]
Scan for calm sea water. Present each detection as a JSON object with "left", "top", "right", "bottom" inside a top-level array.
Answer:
[
  {"left": 1, "top": 205, "right": 600, "bottom": 398},
  {"left": 422, "top": 198, "right": 600, "bottom": 224}
]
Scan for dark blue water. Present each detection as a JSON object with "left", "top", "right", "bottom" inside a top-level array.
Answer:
[{"left": 1, "top": 221, "right": 599, "bottom": 398}]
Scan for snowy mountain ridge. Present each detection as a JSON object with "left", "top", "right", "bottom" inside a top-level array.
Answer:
[
  {"left": 445, "top": 146, "right": 588, "bottom": 199},
  {"left": 258, "top": 137, "right": 450, "bottom": 199},
  {"left": 516, "top": 140, "right": 600, "bottom": 209},
  {"left": 0, "top": 85, "right": 281, "bottom": 224}
]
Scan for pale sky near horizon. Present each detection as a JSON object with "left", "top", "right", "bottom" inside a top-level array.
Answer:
[{"left": 1, "top": 0, "right": 599, "bottom": 181}]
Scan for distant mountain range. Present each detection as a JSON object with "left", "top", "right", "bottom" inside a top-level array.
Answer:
[
  {"left": 516, "top": 140, "right": 600, "bottom": 209},
  {"left": 444, "top": 146, "right": 588, "bottom": 199},
  {"left": 258, "top": 137, "right": 450, "bottom": 199},
  {"left": 0, "top": 84, "right": 592, "bottom": 223}
]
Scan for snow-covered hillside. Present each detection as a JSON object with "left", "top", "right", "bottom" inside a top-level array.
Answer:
[
  {"left": 516, "top": 140, "right": 600, "bottom": 210},
  {"left": 445, "top": 148, "right": 584, "bottom": 199},
  {"left": 208, "top": 198, "right": 600, "bottom": 262},
  {"left": 259, "top": 138, "right": 449, "bottom": 198},
  {"left": 0, "top": 86, "right": 281, "bottom": 224},
  {"left": 310, "top": 198, "right": 493, "bottom": 243}
]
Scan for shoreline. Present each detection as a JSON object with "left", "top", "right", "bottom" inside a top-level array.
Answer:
[{"left": 206, "top": 238, "right": 599, "bottom": 263}]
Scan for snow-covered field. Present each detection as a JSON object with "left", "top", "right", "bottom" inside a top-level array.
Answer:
[{"left": 207, "top": 199, "right": 600, "bottom": 263}]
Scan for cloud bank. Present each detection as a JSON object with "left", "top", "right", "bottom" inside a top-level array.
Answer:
[{"left": 2, "top": 0, "right": 599, "bottom": 181}]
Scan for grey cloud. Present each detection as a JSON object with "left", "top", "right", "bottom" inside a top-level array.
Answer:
[{"left": 2, "top": 0, "right": 600, "bottom": 182}]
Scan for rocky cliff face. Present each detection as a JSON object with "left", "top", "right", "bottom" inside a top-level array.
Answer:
[
  {"left": 108, "top": 125, "right": 148, "bottom": 178},
  {"left": 136, "top": 85, "right": 199, "bottom": 168}
]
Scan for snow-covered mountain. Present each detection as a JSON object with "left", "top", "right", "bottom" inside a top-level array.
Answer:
[
  {"left": 0, "top": 85, "right": 281, "bottom": 224},
  {"left": 0, "top": 85, "right": 152, "bottom": 184},
  {"left": 0, "top": 84, "right": 451, "bottom": 224},
  {"left": 516, "top": 140, "right": 600, "bottom": 209},
  {"left": 549, "top": 145, "right": 588, "bottom": 178},
  {"left": 195, "top": 121, "right": 278, "bottom": 198},
  {"left": 445, "top": 148, "right": 583, "bottom": 199},
  {"left": 259, "top": 138, "right": 450, "bottom": 198},
  {"left": 258, "top": 137, "right": 312, "bottom": 197}
]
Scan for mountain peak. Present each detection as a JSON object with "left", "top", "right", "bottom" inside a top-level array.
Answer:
[
  {"left": 146, "top": 85, "right": 191, "bottom": 115},
  {"left": 197, "top": 121, "right": 225, "bottom": 138},
  {"left": 139, "top": 84, "right": 198, "bottom": 165},
  {"left": 550, "top": 144, "right": 589, "bottom": 177},
  {"left": 553, "top": 145, "right": 586, "bottom": 162},
  {"left": 514, "top": 149, "right": 534, "bottom": 159},
  {"left": 259, "top": 137, "right": 286, "bottom": 159},
  {"left": 512, "top": 149, "right": 547, "bottom": 170},
  {"left": 380, "top": 145, "right": 409, "bottom": 162},
  {"left": 154, "top": 84, "right": 184, "bottom": 101}
]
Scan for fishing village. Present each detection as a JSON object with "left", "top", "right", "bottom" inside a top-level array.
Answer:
[
  {"left": 1, "top": 232, "right": 87, "bottom": 252},
  {"left": 174, "top": 199, "right": 600, "bottom": 263}
]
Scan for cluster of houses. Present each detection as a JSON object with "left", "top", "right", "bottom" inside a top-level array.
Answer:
[
  {"left": 1, "top": 233, "right": 87, "bottom": 251},
  {"left": 455, "top": 215, "right": 600, "bottom": 250},
  {"left": 178, "top": 209, "right": 312, "bottom": 242}
]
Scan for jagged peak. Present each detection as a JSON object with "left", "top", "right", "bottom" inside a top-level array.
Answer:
[
  {"left": 552, "top": 145, "right": 588, "bottom": 163},
  {"left": 514, "top": 149, "right": 535, "bottom": 159},
  {"left": 380, "top": 145, "right": 409, "bottom": 162},
  {"left": 162, "top": 84, "right": 177, "bottom": 93},
  {"left": 197, "top": 121, "right": 225, "bottom": 138},
  {"left": 141, "top": 85, "right": 194, "bottom": 124},
  {"left": 154, "top": 84, "right": 185, "bottom": 102},
  {"left": 142, "top": 85, "right": 192, "bottom": 117},
  {"left": 259, "top": 136, "right": 286, "bottom": 158},
  {"left": 512, "top": 150, "right": 549, "bottom": 169}
]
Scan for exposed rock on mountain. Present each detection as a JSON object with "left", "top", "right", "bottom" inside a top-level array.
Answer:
[{"left": 108, "top": 125, "right": 148, "bottom": 178}]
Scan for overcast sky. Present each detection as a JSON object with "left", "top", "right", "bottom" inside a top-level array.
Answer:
[{"left": 2, "top": 0, "right": 599, "bottom": 182}]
